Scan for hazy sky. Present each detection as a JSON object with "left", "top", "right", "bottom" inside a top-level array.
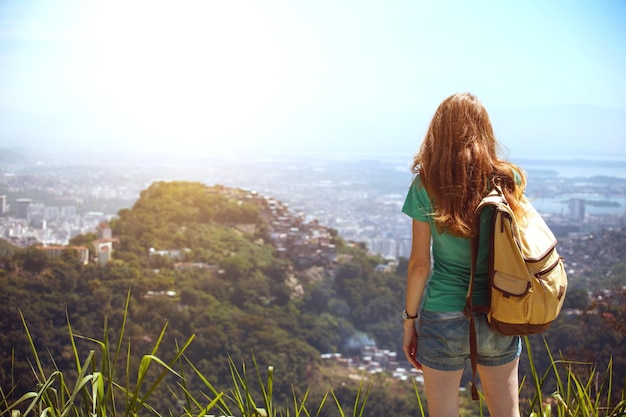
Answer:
[{"left": 1, "top": 0, "right": 625, "bottom": 160}]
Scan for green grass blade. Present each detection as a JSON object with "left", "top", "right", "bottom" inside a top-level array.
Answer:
[
  {"left": 355, "top": 377, "right": 372, "bottom": 417},
  {"left": 58, "top": 351, "right": 99, "bottom": 417},
  {"left": 543, "top": 338, "right": 565, "bottom": 396},
  {"left": 109, "top": 287, "right": 133, "bottom": 415},
  {"left": 18, "top": 310, "right": 46, "bottom": 383},
  {"left": 22, "top": 371, "right": 62, "bottom": 416},
  {"left": 570, "top": 370, "right": 593, "bottom": 417},
  {"left": 291, "top": 386, "right": 312, "bottom": 417},
  {"left": 312, "top": 391, "right": 329, "bottom": 417},
  {"left": 65, "top": 310, "right": 82, "bottom": 374},
  {"left": 92, "top": 372, "right": 106, "bottom": 417},
  {"left": 2, "top": 392, "right": 38, "bottom": 414},
  {"left": 524, "top": 336, "right": 544, "bottom": 414},
  {"left": 603, "top": 357, "right": 613, "bottom": 414},
  {"left": 227, "top": 355, "right": 256, "bottom": 417},
  {"left": 127, "top": 354, "right": 181, "bottom": 414},
  {"left": 411, "top": 378, "right": 426, "bottom": 417},
  {"left": 251, "top": 353, "right": 273, "bottom": 417},
  {"left": 181, "top": 355, "right": 233, "bottom": 415},
  {"left": 352, "top": 376, "right": 362, "bottom": 417},
  {"left": 328, "top": 387, "right": 346, "bottom": 417},
  {"left": 172, "top": 340, "right": 194, "bottom": 416}
]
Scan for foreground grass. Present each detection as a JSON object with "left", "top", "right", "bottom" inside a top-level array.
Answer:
[{"left": 0, "top": 292, "right": 624, "bottom": 416}]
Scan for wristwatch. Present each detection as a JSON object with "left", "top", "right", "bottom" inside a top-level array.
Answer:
[{"left": 402, "top": 310, "right": 418, "bottom": 320}]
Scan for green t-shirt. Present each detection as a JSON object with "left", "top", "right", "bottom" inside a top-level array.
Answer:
[{"left": 401, "top": 176, "right": 491, "bottom": 312}]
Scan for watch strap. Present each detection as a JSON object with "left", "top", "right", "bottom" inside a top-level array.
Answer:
[{"left": 402, "top": 310, "right": 418, "bottom": 320}]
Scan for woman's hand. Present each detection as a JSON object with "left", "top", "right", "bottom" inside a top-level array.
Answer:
[{"left": 402, "top": 321, "right": 422, "bottom": 371}]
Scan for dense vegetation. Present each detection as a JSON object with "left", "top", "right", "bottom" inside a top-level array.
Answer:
[{"left": 0, "top": 181, "right": 624, "bottom": 416}]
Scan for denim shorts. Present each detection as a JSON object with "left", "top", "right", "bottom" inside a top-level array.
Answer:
[{"left": 416, "top": 310, "right": 522, "bottom": 371}]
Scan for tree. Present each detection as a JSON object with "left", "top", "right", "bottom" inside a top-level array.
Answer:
[
  {"left": 563, "top": 288, "right": 590, "bottom": 310},
  {"left": 16, "top": 246, "right": 49, "bottom": 273}
]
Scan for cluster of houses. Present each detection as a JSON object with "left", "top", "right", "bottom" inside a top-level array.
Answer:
[
  {"left": 321, "top": 345, "right": 424, "bottom": 383},
  {"left": 35, "top": 222, "right": 117, "bottom": 266},
  {"left": 260, "top": 194, "right": 337, "bottom": 270},
  {"left": 203, "top": 186, "right": 338, "bottom": 269}
]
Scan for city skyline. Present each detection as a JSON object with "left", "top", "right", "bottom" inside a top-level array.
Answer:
[
  {"left": 1, "top": 1, "right": 625, "bottom": 160},
  {"left": 1, "top": 156, "right": 624, "bottom": 255}
]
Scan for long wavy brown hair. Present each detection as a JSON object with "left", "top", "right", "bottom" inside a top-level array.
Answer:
[{"left": 411, "top": 92, "right": 527, "bottom": 237}]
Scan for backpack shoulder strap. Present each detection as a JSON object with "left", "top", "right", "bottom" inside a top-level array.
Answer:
[
  {"left": 464, "top": 186, "right": 504, "bottom": 311},
  {"left": 465, "top": 186, "right": 504, "bottom": 400}
]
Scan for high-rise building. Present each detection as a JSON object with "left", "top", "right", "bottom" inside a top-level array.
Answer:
[
  {"left": 569, "top": 198, "right": 586, "bottom": 223},
  {"left": 61, "top": 206, "right": 77, "bottom": 219},
  {"left": 15, "top": 198, "right": 31, "bottom": 220},
  {"left": 397, "top": 236, "right": 412, "bottom": 259},
  {"left": 44, "top": 206, "right": 60, "bottom": 220},
  {"left": 0, "top": 195, "right": 6, "bottom": 215}
]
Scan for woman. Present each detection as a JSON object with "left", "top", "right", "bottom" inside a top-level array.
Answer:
[{"left": 401, "top": 92, "right": 526, "bottom": 417}]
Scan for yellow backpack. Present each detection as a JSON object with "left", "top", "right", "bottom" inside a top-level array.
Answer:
[{"left": 465, "top": 184, "right": 568, "bottom": 400}]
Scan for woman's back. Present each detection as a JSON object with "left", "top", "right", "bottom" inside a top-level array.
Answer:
[
  {"left": 402, "top": 175, "right": 492, "bottom": 311},
  {"left": 411, "top": 92, "right": 526, "bottom": 239}
]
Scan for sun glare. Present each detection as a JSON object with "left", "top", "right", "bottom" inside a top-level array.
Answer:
[{"left": 86, "top": 1, "right": 290, "bottom": 154}]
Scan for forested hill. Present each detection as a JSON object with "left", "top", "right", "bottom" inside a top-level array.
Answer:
[
  {"left": 0, "top": 181, "right": 406, "bottom": 411},
  {"left": 0, "top": 181, "right": 624, "bottom": 414}
]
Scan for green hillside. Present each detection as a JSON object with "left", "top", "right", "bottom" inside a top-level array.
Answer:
[{"left": 0, "top": 181, "right": 413, "bottom": 414}]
